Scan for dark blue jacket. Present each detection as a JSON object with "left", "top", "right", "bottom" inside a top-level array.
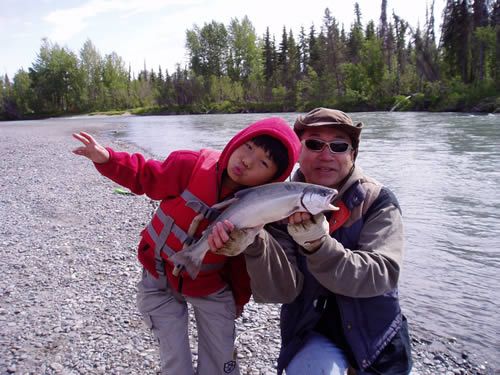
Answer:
[{"left": 278, "top": 182, "right": 411, "bottom": 374}]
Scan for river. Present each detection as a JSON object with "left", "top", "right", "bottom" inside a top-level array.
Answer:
[{"left": 35, "top": 112, "right": 500, "bottom": 368}]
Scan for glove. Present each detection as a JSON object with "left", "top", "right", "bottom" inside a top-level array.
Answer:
[{"left": 287, "top": 213, "right": 329, "bottom": 252}]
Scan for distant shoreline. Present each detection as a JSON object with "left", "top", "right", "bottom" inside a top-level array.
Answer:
[{"left": 2, "top": 97, "right": 499, "bottom": 123}]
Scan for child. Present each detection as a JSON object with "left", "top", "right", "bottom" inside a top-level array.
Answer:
[{"left": 72, "top": 117, "right": 301, "bottom": 375}]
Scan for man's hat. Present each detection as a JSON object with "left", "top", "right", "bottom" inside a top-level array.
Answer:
[{"left": 294, "top": 108, "right": 363, "bottom": 148}]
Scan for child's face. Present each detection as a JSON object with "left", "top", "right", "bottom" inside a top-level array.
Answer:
[{"left": 226, "top": 141, "right": 279, "bottom": 188}]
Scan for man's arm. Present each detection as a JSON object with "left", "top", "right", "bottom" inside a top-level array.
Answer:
[
  {"left": 305, "top": 203, "right": 404, "bottom": 298},
  {"left": 244, "top": 224, "right": 304, "bottom": 303}
]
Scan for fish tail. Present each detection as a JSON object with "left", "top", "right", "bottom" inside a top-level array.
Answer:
[{"left": 169, "top": 244, "right": 205, "bottom": 280}]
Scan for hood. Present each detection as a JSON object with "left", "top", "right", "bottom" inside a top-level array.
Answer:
[{"left": 218, "top": 117, "right": 301, "bottom": 183}]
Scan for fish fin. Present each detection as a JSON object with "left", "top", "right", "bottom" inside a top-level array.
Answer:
[
  {"left": 211, "top": 197, "right": 238, "bottom": 210},
  {"left": 233, "top": 183, "right": 274, "bottom": 198}
]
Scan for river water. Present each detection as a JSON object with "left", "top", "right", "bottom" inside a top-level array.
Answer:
[{"left": 54, "top": 112, "right": 500, "bottom": 367}]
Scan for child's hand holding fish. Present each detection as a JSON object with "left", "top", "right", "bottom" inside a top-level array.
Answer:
[{"left": 208, "top": 220, "right": 264, "bottom": 255}]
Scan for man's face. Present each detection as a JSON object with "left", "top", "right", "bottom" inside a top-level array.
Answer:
[{"left": 299, "top": 127, "right": 355, "bottom": 188}]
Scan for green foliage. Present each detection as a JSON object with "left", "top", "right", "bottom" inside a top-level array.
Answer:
[
  {"left": 29, "top": 39, "right": 83, "bottom": 114},
  {"left": 336, "top": 88, "right": 369, "bottom": 111},
  {"left": 12, "top": 69, "right": 34, "bottom": 115},
  {"left": 271, "top": 85, "right": 287, "bottom": 103},
  {"left": 341, "top": 63, "right": 369, "bottom": 95},
  {"left": 208, "top": 75, "right": 244, "bottom": 103},
  {"left": 2, "top": 2, "right": 498, "bottom": 120},
  {"left": 391, "top": 95, "right": 412, "bottom": 111}
]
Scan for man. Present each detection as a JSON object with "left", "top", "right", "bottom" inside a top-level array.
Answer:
[{"left": 208, "top": 108, "right": 412, "bottom": 375}]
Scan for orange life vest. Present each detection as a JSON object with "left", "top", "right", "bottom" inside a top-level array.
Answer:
[{"left": 137, "top": 149, "right": 233, "bottom": 297}]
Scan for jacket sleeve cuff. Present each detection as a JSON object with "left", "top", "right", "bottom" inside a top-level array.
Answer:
[
  {"left": 243, "top": 230, "right": 267, "bottom": 257},
  {"left": 93, "top": 147, "right": 115, "bottom": 172},
  {"left": 300, "top": 236, "right": 338, "bottom": 257}
]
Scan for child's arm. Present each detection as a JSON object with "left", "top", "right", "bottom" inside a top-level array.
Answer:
[
  {"left": 72, "top": 131, "right": 197, "bottom": 200},
  {"left": 72, "top": 132, "right": 110, "bottom": 163}
]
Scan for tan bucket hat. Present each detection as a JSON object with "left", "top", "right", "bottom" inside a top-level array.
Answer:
[{"left": 294, "top": 108, "right": 363, "bottom": 148}]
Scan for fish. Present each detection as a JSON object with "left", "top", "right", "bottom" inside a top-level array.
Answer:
[{"left": 169, "top": 181, "right": 338, "bottom": 279}]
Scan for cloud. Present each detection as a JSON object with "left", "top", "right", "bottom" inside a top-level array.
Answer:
[{"left": 43, "top": 0, "right": 200, "bottom": 42}]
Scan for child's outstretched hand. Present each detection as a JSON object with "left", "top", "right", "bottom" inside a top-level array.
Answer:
[{"left": 72, "top": 131, "right": 110, "bottom": 164}]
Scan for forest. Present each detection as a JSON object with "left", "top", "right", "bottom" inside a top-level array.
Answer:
[{"left": 1, "top": 0, "right": 499, "bottom": 120}]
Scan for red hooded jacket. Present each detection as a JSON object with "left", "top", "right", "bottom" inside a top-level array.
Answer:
[{"left": 95, "top": 118, "right": 300, "bottom": 306}]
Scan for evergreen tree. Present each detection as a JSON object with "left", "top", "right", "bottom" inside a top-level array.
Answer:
[
  {"left": 298, "top": 26, "right": 309, "bottom": 76},
  {"left": 278, "top": 26, "right": 289, "bottom": 88},
  {"left": 379, "top": 0, "right": 395, "bottom": 72},
  {"left": 323, "top": 8, "right": 344, "bottom": 95},
  {"left": 495, "top": 0, "right": 500, "bottom": 89},
  {"left": 348, "top": 3, "right": 364, "bottom": 64},
  {"left": 471, "top": 0, "right": 491, "bottom": 81},
  {"left": 441, "top": 0, "right": 473, "bottom": 82},
  {"left": 308, "top": 24, "right": 321, "bottom": 72},
  {"left": 263, "top": 27, "right": 275, "bottom": 83}
]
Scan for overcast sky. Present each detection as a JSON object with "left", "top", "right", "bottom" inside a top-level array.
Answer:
[{"left": 0, "top": 0, "right": 446, "bottom": 79}]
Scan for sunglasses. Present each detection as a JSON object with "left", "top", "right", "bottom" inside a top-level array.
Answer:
[{"left": 302, "top": 138, "right": 353, "bottom": 154}]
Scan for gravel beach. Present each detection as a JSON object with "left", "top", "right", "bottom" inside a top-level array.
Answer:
[{"left": 0, "top": 118, "right": 495, "bottom": 375}]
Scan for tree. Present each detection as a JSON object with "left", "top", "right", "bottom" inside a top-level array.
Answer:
[
  {"left": 262, "top": 27, "right": 275, "bottom": 83},
  {"left": 186, "top": 21, "right": 228, "bottom": 79},
  {"left": 308, "top": 24, "right": 321, "bottom": 73},
  {"left": 323, "top": 8, "right": 344, "bottom": 95},
  {"left": 494, "top": 0, "right": 500, "bottom": 89},
  {"left": 277, "top": 26, "right": 289, "bottom": 88},
  {"left": 379, "top": 0, "right": 395, "bottom": 72},
  {"left": 79, "top": 39, "right": 103, "bottom": 111},
  {"left": 101, "top": 52, "right": 129, "bottom": 109},
  {"left": 29, "top": 38, "right": 83, "bottom": 113},
  {"left": 347, "top": 3, "right": 364, "bottom": 64},
  {"left": 227, "top": 16, "right": 259, "bottom": 83},
  {"left": 12, "top": 69, "right": 34, "bottom": 116},
  {"left": 472, "top": 0, "right": 491, "bottom": 81},
  {"left": 298, "top": 26, "right": 309, "bottom": 76},
  {"left": 441, "top": 0, "right": 473, "bottom": 82}
]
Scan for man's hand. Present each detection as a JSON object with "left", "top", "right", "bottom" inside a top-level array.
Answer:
[
  {"left": 208, "top": 220, "right": 263, "bottom": 255},
  {"left": 72, "top": 131, "right": 110, "bottom": 164},
  {"left": 287, "top": 213, "right": 329, "bottom": 252}
]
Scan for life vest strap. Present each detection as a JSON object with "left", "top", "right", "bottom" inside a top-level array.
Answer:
[
  {"left": 182, "top": 190, "right": 221, "bottom": 221},
  {"left": 156, "top": 207, "right": 196, "bottom": 246},
  {"left": 146, "top": 189, "right": 224, "bottom": 275},
  {"left": 147, "top": 206, "right": 225, "bottom": 276}
]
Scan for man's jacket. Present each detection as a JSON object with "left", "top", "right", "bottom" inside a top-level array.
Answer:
[{"left": 245, "top": 166, "right": 411, "bottom": 373}]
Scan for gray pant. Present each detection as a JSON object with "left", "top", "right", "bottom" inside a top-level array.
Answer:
[{"left": 137, "top": 269, "right": 240, "bottom": 375}]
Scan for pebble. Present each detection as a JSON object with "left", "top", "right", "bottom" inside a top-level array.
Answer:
[{"left": 0, "top": 121, "right": 495, "bottom": 374}]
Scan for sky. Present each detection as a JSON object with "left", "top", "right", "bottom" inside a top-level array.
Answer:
[{"left": 0, "top": 0, "right": 446, "bottom": 79}]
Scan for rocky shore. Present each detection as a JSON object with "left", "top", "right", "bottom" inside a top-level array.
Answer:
[{"left": 0, "top": 119, "right": 495, "bottom": 374}]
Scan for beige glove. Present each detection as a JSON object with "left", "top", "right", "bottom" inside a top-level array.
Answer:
[{"left": 287, "top": 213, "right": 329, "bottom": 252}]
